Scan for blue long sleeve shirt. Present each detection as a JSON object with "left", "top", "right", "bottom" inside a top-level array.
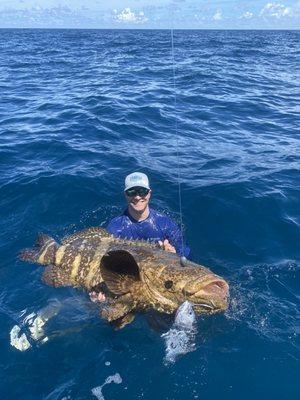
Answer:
[{"left": 107, "top": 208, "right": 190, "bottom": 258}]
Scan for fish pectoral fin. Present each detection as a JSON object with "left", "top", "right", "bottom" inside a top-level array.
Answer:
[
  {"left": 100, "top": 294, "right": 135, "bottom": 322},
  {"left": 111, "top": 313, "right": 136, "bottom": 330}
]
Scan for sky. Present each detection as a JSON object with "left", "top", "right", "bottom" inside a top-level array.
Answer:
[{"left": 0, "top": 0, "right": 299, "bottom": 29}]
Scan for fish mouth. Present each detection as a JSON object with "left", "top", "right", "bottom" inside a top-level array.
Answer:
[{"left": 183, "top": 277, "right": 229, "bottom": 313}]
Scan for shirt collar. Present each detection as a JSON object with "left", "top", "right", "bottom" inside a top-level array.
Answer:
[{"left": 124, "top": 207, "right": 152, "bottom": 223}]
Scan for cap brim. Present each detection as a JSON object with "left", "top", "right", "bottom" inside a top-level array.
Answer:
[{"left": 124, "top": 185, "right": 150, "bottom": 191}]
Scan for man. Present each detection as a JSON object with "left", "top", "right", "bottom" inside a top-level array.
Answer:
[
  {"left": 90, "top": 172, "right": 190, "bottom": 303},
  {"left": 107, "top": 172, "right": 190, "bottom": 257}
]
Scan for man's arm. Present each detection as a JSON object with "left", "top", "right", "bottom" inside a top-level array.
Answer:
[{"left": 161, "top": 216, "right": 191, "bottom": 258}]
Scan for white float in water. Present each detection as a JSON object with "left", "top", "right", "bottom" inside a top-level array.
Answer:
[
  {"left": 91, "top": 373, "right": 122, "bottom": 400},
  {"left": 162, "top": 300, "right": 197, "bottom": 364}
]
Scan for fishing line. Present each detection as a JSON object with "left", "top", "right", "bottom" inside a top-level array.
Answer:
[{"left": 170, "top": 28, "right": 187, "bottom": 266}]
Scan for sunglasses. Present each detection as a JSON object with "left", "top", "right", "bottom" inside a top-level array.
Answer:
[{"left": 125, "top": 187, "right": 150, "bottom": 197}]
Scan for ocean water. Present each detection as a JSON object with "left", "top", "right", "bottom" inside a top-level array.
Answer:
[{"left": 0, "top": 29, "right": 299, "bottom": 400}]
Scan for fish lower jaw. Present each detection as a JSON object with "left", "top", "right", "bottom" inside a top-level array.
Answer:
[{"left": 192, "top": 298, "right": 229, "bottom": 314}]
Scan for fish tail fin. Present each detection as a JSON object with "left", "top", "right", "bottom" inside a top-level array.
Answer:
[
  {"left": 19, "top": 234, "right": 58, "bottom": 266},
  {"left": 19, "top": 248, "right": 40, "bottom": 263}
]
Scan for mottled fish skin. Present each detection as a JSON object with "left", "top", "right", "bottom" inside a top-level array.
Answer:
[
  {"left": 20, "top": 227, "right": 229, "bottom": 327},
  {"left": 20, "top": 228, "right": 159, "bottom": 290},
  {"left": 114, "top": 248, "right": 228, "bottom": 315},
  {"left": 42, "top": 229, "right": 114, "bottom": 289}
]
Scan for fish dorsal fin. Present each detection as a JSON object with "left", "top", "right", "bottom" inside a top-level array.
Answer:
[
  {"left": 61, "top": 227, "right": 110, "bottom": 246},
  {"left": 117, "top": 239, "right": 159, "bottom": 250},
  {"left": 100, "top": 250, "right": 140, "bottom": 295}
]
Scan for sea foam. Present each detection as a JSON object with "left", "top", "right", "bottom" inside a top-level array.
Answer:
[{"left": 91, "top": 373, "right": 122, "bottom": 400}]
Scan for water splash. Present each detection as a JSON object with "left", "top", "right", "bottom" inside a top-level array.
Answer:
[
  {"left": 162, "top": 301, "right": 197, "bottom": 364},
  {"left": 9, "top": 301, "right": 61, "bottom": 351},
  {"left": 225, "top": 262, "right": 300, "bottom": 347},
  {"left": 10, "top": 325, "right": 31, "bottom": 352}
]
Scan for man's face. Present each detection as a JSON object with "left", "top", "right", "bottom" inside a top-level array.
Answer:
[{"left": 125, "top": 186, "right": 151, "bottom": 213}]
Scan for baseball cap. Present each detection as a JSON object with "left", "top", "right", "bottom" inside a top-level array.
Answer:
[{"left": 124, "top": 172, "right": 150, "bottom": 191}]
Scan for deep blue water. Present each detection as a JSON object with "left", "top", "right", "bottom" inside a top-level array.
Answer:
[{"left": 0, "top": 29, "right": 299, "bottom": 400}]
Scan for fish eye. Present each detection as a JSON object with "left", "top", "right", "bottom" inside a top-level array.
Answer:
[{"left": 164, "top": 280, "right": 173, "bottom": 289}]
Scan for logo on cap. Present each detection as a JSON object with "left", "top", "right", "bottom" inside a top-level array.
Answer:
[{"left": 124, "top": 172, "right": 150, "bottom": 191}]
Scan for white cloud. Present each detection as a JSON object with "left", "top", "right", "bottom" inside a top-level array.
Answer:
[
  {"left": 194, "top": 13, "right": 206, "bottom": 21},
  {"left": 212, "top": 9, "right": 222, "bottom": 21},
  {"left": 113, "top": 7, "right": 148, "bottom": 24},
  {"left": 259, "top": 3, "right": 292, "bottom": 18},
  {"left": 241, "top": 11, "right": 254, "bottom": 19}
]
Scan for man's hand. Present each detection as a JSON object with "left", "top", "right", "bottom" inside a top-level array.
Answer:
[
  {"left": 89, "top": 291, "right": 106, "bottom": 303},
  {"left": 158, "top": 239, "right": 176, "bottom": 253}
]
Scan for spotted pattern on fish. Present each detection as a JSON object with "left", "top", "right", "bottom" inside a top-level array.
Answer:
[
  {"left": 84, "top": 248, "right": 104, "bottom": 289},
  {"left": 37, "top": 240, "right": 55, "bottom": 264},
  {"left": 20, "top": 227, "right": 230, "bottom": 329},
  {"left": 55, "top": 245, "right": 66, "bottom": 265},
  {"left": 70, "top": 254, "right": 82, "bottom": 283}
]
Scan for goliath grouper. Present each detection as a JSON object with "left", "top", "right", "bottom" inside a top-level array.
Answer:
[{"left": 20, "top": 227, "right": 229, "bottom": 329}]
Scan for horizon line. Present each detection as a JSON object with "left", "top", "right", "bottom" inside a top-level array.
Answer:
[{"left": 0, "top": 27, "right": 299, "bottom": 31}]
